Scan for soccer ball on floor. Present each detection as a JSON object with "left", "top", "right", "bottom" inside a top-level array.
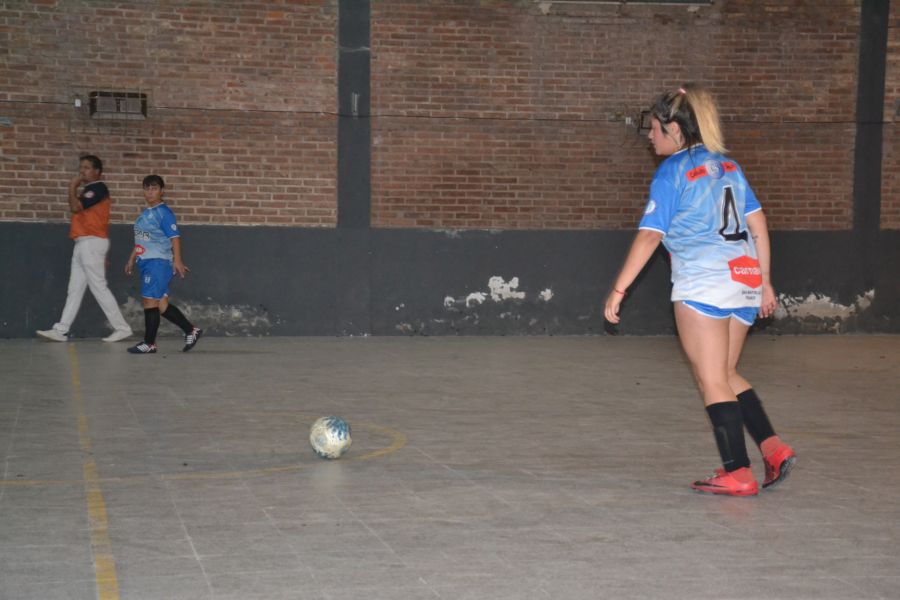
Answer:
[{"left": 309, "top": 416, "right": 352, "bottom": 459}]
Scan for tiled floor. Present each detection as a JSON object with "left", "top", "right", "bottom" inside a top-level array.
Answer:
[{"left": 1, "top": 334, "right": 898, "bottom": 599}]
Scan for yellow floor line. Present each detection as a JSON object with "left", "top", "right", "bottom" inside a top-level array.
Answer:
[{"left": 69, "top": 345, "right": 120, "bottom": 600}]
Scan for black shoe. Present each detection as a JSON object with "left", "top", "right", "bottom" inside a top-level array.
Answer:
[
  {"left": 183, "top": 327, "right": 202, "bottom": 352},
  {"left": 127, "top": 342, "right": 157, "bottom": 354}
]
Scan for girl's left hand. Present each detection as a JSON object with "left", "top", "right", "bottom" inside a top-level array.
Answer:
[
  {"left": 174, "top": 261, "right": 190, "bottom": 279},
  {"left": 604, "top": 290, "right": 625, "bottom": 324},
  {"left": 758, "top": 285, "right": 778, "bottom": 318}
]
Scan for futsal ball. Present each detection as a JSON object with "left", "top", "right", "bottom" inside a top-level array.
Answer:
[{"left": 309, "top": 416, "right": 352, "bottom": 459}]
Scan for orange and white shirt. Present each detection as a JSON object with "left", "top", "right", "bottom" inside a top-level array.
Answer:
[{"left": 69, "top": 181, "right": 111, "bottom": 240}]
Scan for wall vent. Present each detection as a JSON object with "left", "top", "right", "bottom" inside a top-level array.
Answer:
[{"left": 89, "top": 91, "right": 147, "bottom": 120}]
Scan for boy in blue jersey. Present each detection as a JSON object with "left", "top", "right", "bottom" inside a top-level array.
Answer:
[
  {"left": 124, "top": 175, "right": 202, "bottom": 354},
  {"left": 604, "top": 84, "right": 795, "bottom": 497}
]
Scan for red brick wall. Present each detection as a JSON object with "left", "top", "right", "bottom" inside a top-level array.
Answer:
[
  {"left": 0, "top": 1, "right": 337, "bottom": 226},
  {"left": 883, "top": 1, "right": 900, "bottom": 230},
  {"left": 1, "top": 103, "right": 335, "bottom": 225},
  {"left": 371, "top": 0, "right": 863, "bottom": 230},
  {"left": 1, "top": 1, "right": 894, "bottom": 231},
  {"left": 372, "top": 120, "right": 647, "bottom": 229}
]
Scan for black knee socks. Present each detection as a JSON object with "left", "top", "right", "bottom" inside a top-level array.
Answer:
[
  {"left": 144, "top": 308, "right": 160, "bottom": 344},
  {"left": 706, "top": 401, "right": 751, "bottom": 472},
  {"left": 736, "top": 388, "right": 776, "bottom": 447},
  {"left": 162, "top": 304, "right": 194, "bottom": 334}
]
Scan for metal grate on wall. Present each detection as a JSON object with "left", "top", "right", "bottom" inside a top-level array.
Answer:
[
  {"left": 89, "top": 91, "right": 148, "bottom": 121},
  {"left": 69, "top": 87, "right": 152, "bottom": 135}
]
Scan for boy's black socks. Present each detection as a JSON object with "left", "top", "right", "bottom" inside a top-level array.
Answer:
[
  {"left": 162, "top": 304, "right": 193, "bottom": 334},
  {"left": 705, "top": 401, "right": 751, "bottom": 472},
  {"left": 144, "top": 308, "right": 161, "bottom": 344},
  {"left": 736, "top": 388, "right": 777, "bottom": 447}
]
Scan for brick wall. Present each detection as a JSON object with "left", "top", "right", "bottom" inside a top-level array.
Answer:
[
  {"left": 371, "top": 0, "right": 863, "bottom": 230},
  {"left": 0, "top": 103, "right": 335, "bottom": 225},
  {"left": 0, "top": 0, "right": 337, "bottom": 226},
  {"left": 372, "top": 120, "right": 647, "bottom": 229},
  {"left": 1, "top": 0, "right": 895, "bottom": 232}
]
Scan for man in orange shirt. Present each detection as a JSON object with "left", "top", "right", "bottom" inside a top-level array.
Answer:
[{"left": 37, "top": 155, "right": 132, "bottom": 342}]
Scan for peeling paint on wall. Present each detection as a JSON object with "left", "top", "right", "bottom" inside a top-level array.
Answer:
[
  {"left": 428, "top": 276, "right": 562, "bottom": 334},
  {"left": 120, "top": 297, "right": 273, "bottom": 336},
  {"left": 444, "top": 275, "right": 540, "bottom": 309},
  {"left": 466, "top": 292, "right": 487, "bottom": 307},
  {"left": 775, "top": 290, "right": 874, "bottom": 319},
  {"left": 488, "top": 276, "right": 526, "bottom": 301},
  {"left": 444, "top": 276, "right": 543, "bottom": 309},
  {"left": 763, "top": 290, "right": 879, "bottom": 334}
]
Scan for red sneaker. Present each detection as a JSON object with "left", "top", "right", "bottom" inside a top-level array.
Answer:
[
  {"left": 763, "top": 444, "right": 796, "bottom": 489},
  {"left": 691, "top": 467, "right": 758, "bottom": 497}
]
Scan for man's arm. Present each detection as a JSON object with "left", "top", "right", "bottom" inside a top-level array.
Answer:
[{"left": 68, "top": 176, "right": 83, "bottom": 213}]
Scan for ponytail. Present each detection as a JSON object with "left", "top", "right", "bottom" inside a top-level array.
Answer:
[{"left": 650, "top": 83, "right": 726, "bottom": 154}]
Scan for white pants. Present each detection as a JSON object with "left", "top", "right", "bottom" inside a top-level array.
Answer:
[{"left": 52, "top": 236, "right": 131, "bottom": 334}]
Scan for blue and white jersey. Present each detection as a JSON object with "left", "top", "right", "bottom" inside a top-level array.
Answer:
[
  {"left": 133, "top": 203, "right": 179, "bottom": 262},
  {"left": 638, "top": 145, "right": 763, "bottom": 308}
]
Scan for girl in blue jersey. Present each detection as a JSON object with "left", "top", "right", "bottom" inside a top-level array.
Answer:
[
  {"left": 604, "top": 84, "right": 795, "bottom": 497},
  {"left": 124, "top": 175, "right": 202, "bottom": 354}
]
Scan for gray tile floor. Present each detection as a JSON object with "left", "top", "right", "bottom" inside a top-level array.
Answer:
[{"left": 1, "top": 334, "right": 898, "bottom": 600}]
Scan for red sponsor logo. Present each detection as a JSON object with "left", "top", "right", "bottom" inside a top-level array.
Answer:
[
  {"left": 686, "top": 166, "right": 707, "bottom": 181},
  {"left": 135, "top": 245, "right": 145, "bottom": 255},
  {"left": 728, "top": 255, "right": 762, "bottom": 288}
]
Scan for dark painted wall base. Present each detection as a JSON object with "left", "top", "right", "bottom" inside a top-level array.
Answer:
[{"left": 2, "top": 223, "right": 897, "bottom": 338}]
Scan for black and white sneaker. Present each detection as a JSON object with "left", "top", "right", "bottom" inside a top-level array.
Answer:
[
  {"left": 127, "top": 342, "right": 157, "bottom": 354},
  {"left": 183, "top": 327, "right": 202, "bottom": 352}
]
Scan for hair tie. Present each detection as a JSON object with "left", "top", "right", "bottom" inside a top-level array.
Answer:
[{"left": 677, "top": 87, "right": 687, "bottom": 96}]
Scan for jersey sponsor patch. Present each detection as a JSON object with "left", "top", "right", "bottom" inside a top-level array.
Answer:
[
  {"left": 135, "top": 245, "right": 145, "bottom": 255},
  {"left": 728, "top": 255, "right": 762, "bottom": 288},
  {"left": 686, "top": 161, "right": 737, "bottom": 182}
]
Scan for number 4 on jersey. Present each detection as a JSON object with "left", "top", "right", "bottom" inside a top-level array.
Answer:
[{"left": 718, "top": 186, "right": 748, "bottom": 242}]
